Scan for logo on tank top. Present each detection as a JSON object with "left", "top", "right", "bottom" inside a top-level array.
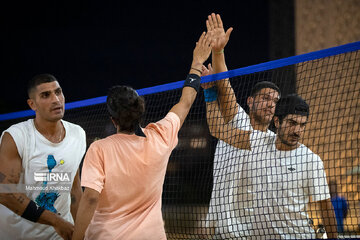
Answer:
[{"left": 34, "top": 155, "right": 63, "bottom": 213}]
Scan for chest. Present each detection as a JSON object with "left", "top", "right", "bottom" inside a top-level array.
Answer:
[
  {"left": 22, "top": 134, "right": 84, "bottom": 183},
  {"left": 243, "top": 151, "right": 308, "bottom": 192}
]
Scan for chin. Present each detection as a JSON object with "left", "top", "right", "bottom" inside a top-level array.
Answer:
[{"left": 51, "top": 113, "right": 64, "bottom": 121}]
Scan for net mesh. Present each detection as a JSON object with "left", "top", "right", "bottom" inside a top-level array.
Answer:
[{"left": 0, "top": 45, "right": 359, "bottom": 239}]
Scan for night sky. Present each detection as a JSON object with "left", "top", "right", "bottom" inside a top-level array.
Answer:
[{"left": 0, "top": 1, "right": 270, "bottom": 114}]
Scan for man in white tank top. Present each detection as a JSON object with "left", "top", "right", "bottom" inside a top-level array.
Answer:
[
  {"left": 202, "top": 13, "right": 281, "bottom": 238},
  {"left": 0, "top": 74, "right": 86, "bottom": 240}
]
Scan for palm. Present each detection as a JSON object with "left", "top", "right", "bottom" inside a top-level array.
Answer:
[
  {"left": 212, "top": 28, "right": 227, "bottom": 51},
  {"left": 206, "top": 13, "right": 233, "bottom": 52}
]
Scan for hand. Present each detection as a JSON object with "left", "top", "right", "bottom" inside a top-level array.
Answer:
[
  {"left": 53, "top": 217, "right": 74, "bottom": 240},
  {"left": 206, "top": 13, "right": 233, "bottom": 52},
  {"left": 192, "top": 31, "right": 212, "bottom": 68},
  {"left": 201, "top": 63, "right": 214, "bottom": 77},
  {"left": 201, "top": 63, "right": 215, "bottom": 89}
]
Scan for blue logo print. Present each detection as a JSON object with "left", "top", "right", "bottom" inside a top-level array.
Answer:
[{"left": 35, "top": 155, "right": 60, "bottom": 213}]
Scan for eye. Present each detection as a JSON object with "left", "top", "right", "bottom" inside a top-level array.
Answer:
[
  {"left": 288, "top": 120, "right": 297, "bottom": 126},
  {"left": 55, "top": 88, "right": 62, "bottom": 95},
  {"left": 41, "top": 92, "right": 50, "bottom": 98}
]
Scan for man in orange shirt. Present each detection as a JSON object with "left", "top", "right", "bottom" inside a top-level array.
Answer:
[{"left": 72, "top": 31, "right": 212, "bottom": 240}]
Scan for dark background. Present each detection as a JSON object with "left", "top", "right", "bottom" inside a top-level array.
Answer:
[{"left": 0, "top": 0, "right": 294, "bottom": 115}]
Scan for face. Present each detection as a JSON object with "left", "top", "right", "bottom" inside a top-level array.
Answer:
[
  {"left": 275, "top": 114, "right": 308, "bottom": 148},
  {"left": 248, "top": 88, "right": 280, "bottom": 125},
  {"left": 27, "top": 81, "right": 65, "bottom": 122}
]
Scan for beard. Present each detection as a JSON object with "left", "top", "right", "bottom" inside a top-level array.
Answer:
[
  {"left": 251, "top": 105, "right": 272, "bottom": 125},
  {"left": 277, "top": 125, "right": 299, "bottom": 147}
]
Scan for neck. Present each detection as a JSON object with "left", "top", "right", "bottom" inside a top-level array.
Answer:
[
  {"left": 116, "top": 126, "right": 134, "bottom": 135},
  {"left": 34, "top": 118, "right": 64, "bottom": 142}
]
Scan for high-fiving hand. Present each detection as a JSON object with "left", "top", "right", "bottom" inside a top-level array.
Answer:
[
  {"left": 192, "top": 31, "right": 213, "bottom": 66},
  {"left": 206, "top": 13, "right": 233, "bottom": 52}
]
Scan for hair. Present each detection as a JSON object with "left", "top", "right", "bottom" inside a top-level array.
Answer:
[
  {"left": 27, "top": 74, "right": 58, "bottom": 98},
  {"left": 106, "top": 85, "right": 145, "bottom": 132},
  {"left": 250, "top": 81, "right": 281, "bottom": 97},
  {"left": 275, "top": 93, "right": 309, "bottom": 123}
]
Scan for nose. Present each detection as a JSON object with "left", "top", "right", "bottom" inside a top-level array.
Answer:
[
  {"left": 267, "top": 99, "right": 276, "bottom": 109},
  {"left": 51, "top": 92, "right": 61, "bottom": 103},
  {"left": 293, "top": 124, "right": 304, "bottom": 136}
]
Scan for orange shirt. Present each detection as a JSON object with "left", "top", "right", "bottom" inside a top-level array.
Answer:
[{"left": 81, "top": 112, "right": 180, "bottom": 240}]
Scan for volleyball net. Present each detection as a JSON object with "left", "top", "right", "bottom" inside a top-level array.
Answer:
[{"left": 0, "top": 41, "right": 359, "bottom": 239}]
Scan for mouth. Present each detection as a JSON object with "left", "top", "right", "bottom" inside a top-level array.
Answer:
[
  {"left": 264, "top": 109, "right": 274, "bottom": 115},
  {"left": 289, "top": 136, "right": 299, "bottom": 141},
  {"left": 51, "top": 106, "right": 63, "bottom": 112}
]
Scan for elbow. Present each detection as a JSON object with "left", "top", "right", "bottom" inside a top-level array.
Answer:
[
  {"left": 208, "top": 124, "right": 220, "bottom": 139},
  {"left": 85, "top": 196, "right": 99, "bottom": 206}
]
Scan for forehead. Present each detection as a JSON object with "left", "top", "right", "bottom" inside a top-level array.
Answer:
[
  {"left": 35, "top": 81, "right": 61, "bottom": 93},
  {"left": 256, "top": 87, "right": 279, "bottom": 98},
  {"left": 283, "top": 114, "right": 308, "bottom": 123}
]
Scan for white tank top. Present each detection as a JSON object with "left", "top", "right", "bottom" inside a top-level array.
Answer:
[{"left": 0, "top": 119, "right": 86, "bottom": 240}]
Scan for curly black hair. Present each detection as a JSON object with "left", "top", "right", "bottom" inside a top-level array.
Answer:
[{"left": 106, "top": 85, "right": 145, "bottom": 132}]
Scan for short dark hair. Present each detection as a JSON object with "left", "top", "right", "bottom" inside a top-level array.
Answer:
[
  {"left": 106, "top": 85, "right": 145, "bottom": 132},
  {"left": 250, "top": 81, "right": 281, "bottom": 97},
  {"left": 275, "top": 93, "right": 309, "bottom": 122},
  {"left": 27, "top": 74, "right": 58, "bottom": 98}
]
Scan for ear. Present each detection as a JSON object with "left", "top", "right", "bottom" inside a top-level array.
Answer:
[
  {"left": 247, "top": 96, "right": 254, "bottom": 109},
  {"left": 273, "top": 116, "right": 280, "bottom": 129},
  {"left": 27, "top": 98, "right": 37, "bottom": 111}
]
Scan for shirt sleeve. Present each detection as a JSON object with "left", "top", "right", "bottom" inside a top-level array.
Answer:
[
  {"left": 308, "top": 155, "right": 331, "bottom": 201},
  {"left": 81, "top": 142, "right": 105, "bottom": 193},
  {"left": 146, "top": 112, "right": 180, "bottom": 150},
  {"left": 228, "top": 105, "right": 252, "bottom": 131},
  {"left": 249, "top": 130, "right": 271, "bottom": 152}
]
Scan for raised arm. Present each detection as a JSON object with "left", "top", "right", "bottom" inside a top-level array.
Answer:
[
  {"left": 170, "top": 31, "right": 212, "bottom": 127},
  {"left": 206, "top": 13, "right": 237, "bottom": 123},
  {"left": 205, "top": 100, "right": 251, "bottom": 150},
  {"left": 0, "top": 133, "right": 74, "bottom": 240}
]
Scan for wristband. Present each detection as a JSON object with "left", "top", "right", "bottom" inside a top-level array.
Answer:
[
  {"left": 183, "top": 74, "right": 201, "bottom": 92},
  {"left": 21, "top": 200, "right": 45, "bottom": 222},
  {"left": 204, "top": 86, "right": 218, "bottom": 102},
  {"left": 214, "top": 49, "right": 224, "bottom": 54}
]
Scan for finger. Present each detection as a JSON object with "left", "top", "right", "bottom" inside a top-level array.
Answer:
[
  {"left": 208, "top": 63, "right": 213, "bottom": 71},
  {"left": 203, "top": 32, "right": 212, "bottom": 47},
  {"left": 206, "top": 20, "right": 211, "bottom": 32},
  {"left": 198, "top": 31, "right": 206, "bottom": 44},
  {"left": 211, "top": 13, "right": 219, "bottom": 28},
  {"left": 208, "top": 14, "right": 215, "bottom": 30},
  {"left": 225, "top": 27, "right": 233, "bottom": 40},
  {"left": 202, "top": 65, "right": 208, "bottom": 72},
  {"left": 216, "top": 14, "right": 223, "bottom": 29}
]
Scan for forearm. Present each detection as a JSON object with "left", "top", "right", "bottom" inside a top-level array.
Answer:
[
  {"left": 206, "top": 101, "right": 251, "bottom": 150},
  {"left": 212, "top": 51, "right": 238, "bottom": 123},
  {"left": 0, "top": 192, "right": 31, "bottom": 216},
  {"left": 319, "top": 199, "right": 338, "bottom": 238},
  {"left": 0, "top": 193, "right": 61, "bottom": 228},
  {"left": 206, "top": 101, "right": 223, "bottom": 139},
  {"left": 73, "top": 193, "right": 98, "bottom": 240},
  {"left": 71, "top": 187, "right": 83, "bottom": 221}
]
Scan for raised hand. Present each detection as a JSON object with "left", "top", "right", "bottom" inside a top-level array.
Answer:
[
  {"left": 192, "top": 31, "right": 213, "bottom": 69},
  {"left": 206, "top": 13, "right": 233, "bottom": 52},
  {"left": 201, "top": 63, "right": 214, "bottom": 77},
  {"left": 201, "top": 63, "right": 215, "bottom": 89}
]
